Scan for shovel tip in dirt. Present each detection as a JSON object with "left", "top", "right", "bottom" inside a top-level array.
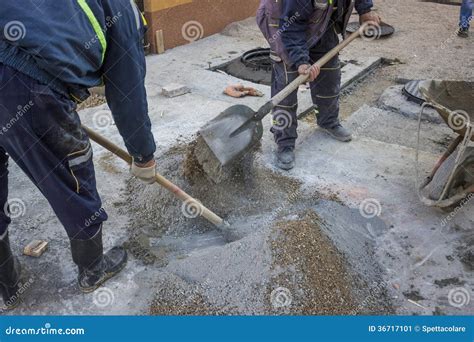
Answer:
[{"left": 215, "top": 220, "right": 244, "bottom": 243}]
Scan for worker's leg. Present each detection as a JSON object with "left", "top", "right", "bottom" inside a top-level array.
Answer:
[
  {"left": 0, "top": 73, "right": 105, "bottom": 240},
  {"left": 460, "top": 0, "right": 473, "bottom": 29},
  {"left": 0, "top": 64, "right": 127, "bottom": 294},
  {"left": 0, "top": 229, "right": 21, "bottom": 310},
  {"left": 270, "top": 55, "right": 299, "bottom": 170},
  {"left": 271, "top": 56, "right": 299, "bottom": 149},
  {"left": 0, "top": 149, "right": 11, "bottom": 236},
  {"left": 309, "top": 28, "right": 341, "bottom": 129},
  {"left": 0, "top": 148, "right": 21, "bottom": 310},
  {"left": 309, "top": 29, "right": 352, "bottom": 141}
]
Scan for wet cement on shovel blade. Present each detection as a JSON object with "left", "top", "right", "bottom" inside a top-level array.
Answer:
[
  {"left": 193, "top": 135, "right": 225, "bottom": 184},
  {"left": 193, "top": 134, "right": 261, "bottom": 184},
  {"left": 122, "top": 143, "right": 391, "bottom": 315}
]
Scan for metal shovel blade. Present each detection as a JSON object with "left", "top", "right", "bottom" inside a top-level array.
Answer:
[
  {"left": 198, "top": 28, "right": 366, "bottom": 169},
  {"left": 199, "top": 104, "right": 263, "bottom": 166}
]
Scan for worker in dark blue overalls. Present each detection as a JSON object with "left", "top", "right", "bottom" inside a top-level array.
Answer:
[
  {"left": 0, "top": 0, "right": 157, "bottom": 309},
  {"left": 257, "top": 0, "right": 380, "bottom": 170}
]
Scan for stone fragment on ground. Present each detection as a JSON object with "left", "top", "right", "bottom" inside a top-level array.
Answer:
[{"left": 162, "top": 83, "right": 191, "bottom": 98}]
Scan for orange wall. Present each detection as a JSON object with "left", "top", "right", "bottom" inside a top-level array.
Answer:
[{"left": 145, "top": 0, "right": 260, "bottom": 53}]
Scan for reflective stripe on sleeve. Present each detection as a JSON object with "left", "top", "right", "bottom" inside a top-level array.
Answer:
[{"left": 77, "top": 0, "right": 107, "bottom": 63}]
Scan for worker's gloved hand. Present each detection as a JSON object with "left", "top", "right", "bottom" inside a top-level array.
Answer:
[
  {"left": 359, "top": 11, "right": 381, "bottom": 26},
  {"left": 298, "top": 64, "right": 320, "bottom": 82},
  {"left": 131, "top": 159, "right": 156, "bottom": 184}
]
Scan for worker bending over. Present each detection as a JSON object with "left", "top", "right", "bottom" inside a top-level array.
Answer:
[{"left": 0, "top": 0, "right": 157, "bottom": 309}]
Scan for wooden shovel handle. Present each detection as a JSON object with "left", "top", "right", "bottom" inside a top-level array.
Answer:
[
  {"left": 82, "top": 125, "right": 225, "bottom": 227},
  {"left": 270, "top": 23, "right": 368, "bottom": 107}
]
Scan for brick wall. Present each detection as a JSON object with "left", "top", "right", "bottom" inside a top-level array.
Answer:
[{"left": 144, "top": 0, "right": 260, "bottom": 53}]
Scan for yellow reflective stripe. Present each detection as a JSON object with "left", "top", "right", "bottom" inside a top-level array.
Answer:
[
  {"left": 70, "top": 93, "right": 83, "bottom": 104},
  {"left": 77, "top": 0, "right": 107, "bottom": 63},
  {"left": 130, "top": 1, "right": 148, "bottom": 29},
  {"left": 141, "top": 12, "right": 147, "bottom": 26}
]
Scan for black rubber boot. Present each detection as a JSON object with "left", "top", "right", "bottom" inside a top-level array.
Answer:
[
  {"left": 276, "top": 146, "right": 295, "bottom": 170},
  {"left": 0, "top": 232, "right": 21, "bottom": 310},
  {"left": 70, "top": 226, "right": 128, "bottom": 293}
]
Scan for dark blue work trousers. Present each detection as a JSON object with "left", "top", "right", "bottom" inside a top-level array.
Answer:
[
  {"left": 271, "top": 27, "right": 342, "bottom": 148},
  {"left": 0, "top": 64, "right": 106, "bottom": 241}
]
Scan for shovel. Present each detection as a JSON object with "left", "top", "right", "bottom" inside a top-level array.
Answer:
[
  {"left": 199, "top": 24, "right": 368, "bottom": 167},
  {"left": 82, "top": 125, "right": 229, "bottom": 228}
]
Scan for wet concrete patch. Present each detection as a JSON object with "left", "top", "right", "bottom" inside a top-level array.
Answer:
[{"left": 312, "top": 200, "right": 389, "bottom": 285}]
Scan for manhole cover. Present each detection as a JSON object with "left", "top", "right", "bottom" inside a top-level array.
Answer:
[{"left": 346, "top": 21, "right": 395, "bottom": 38}]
